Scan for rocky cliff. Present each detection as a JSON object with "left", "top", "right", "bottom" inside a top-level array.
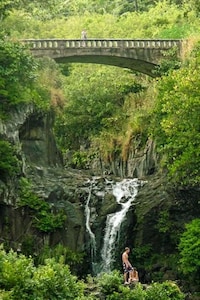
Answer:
[{"left": 0, "top": 106, "right": 199, "bottom": 289}]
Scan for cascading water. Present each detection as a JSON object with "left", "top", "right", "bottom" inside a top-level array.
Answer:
[
  {"left": 85, "top": 177, "right": 142, "bottom": 274},
  {"left": 85, "top": 179, "right": 97, "bottom": 265},
  {"left": 100, "top": 178, "right": 140, "bottom": 273}
]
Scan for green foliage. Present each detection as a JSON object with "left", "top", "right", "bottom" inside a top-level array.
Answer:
[
  {"left": 2, "top": 0, "right": 200, "bottom": 40},
  {"left": 0, "top": 0, "right": 164, "bottom": 22},
  {"left": 156, "top": 210, "right": 171, "bottom": 233},
  {"left": 55, "top": 64, "right": 137, "bottom": 151},
  {"left": 31, "top": 259, "right": 84, "bottom": 300},
  {"left": 18, "top": 177, "right": 66, "bottom": 233},
  {"left": 178, "top": 218, "right": 200, "bottom": 279},
  {"left": 0, "top": 39, "right": 39, "bottom": 113},
  {"left": 145, "top": 281, "right": 185, "bottom": 300},
  {"left": 0, "top": 247, "right": 35, "bottom": 299},
  {"left": 153, "top": 47, "right": 181, "bottom": 76},
  {"left": 150, "top": 48, "right": 200, "bottom": 187},
  {"left": 0, "top": 246, "right": 86, "bottom": 300},
  {"left": 131, "top": 244, "right": 152, "bottom": 264},
  {"left": 97, "top": 271, "right": 184, "bottom": 300},
  {"left": 90, "top": 88, "right": 151, "bottom": 165},
  {"left": 0, "top": 139, "right": 20, "bottom": 180},
  {"left": 37, "top": 243, "right": 83, "bottom": 269},
  {"left": 0, "top": 289, "right": 12, "bottom": 300},
  {"left": 20, "top": 234, "right": 36, "bottom": 257},
  {"left": 0, "top": 0, "right": 21, "bottom": 20},
  {"left": 71, "top": 151, "right": 89, "bottom": 169},
  {"left": 105, "top": 284, "right": 146, "bottom": 300},
  {"left": 98, "top": 270, "right": 123, "bottom": 295},
  {"left": 0, "top": 38, "right": 63, "bottom": 116}
]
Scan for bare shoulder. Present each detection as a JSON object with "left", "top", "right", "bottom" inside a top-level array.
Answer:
[{"left": 122, "top": 252, "right": 126, "bottom": 257}]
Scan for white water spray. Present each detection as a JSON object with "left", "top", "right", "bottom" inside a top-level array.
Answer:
[
  {"left": 85, "top": 181, "right": 97, "bottom": 262},
  {"left": 100, "top": 178, "right": 140, "bottom": 272},
  {"left": 85, "top": 177, "right": 142, "bottom": 274}
]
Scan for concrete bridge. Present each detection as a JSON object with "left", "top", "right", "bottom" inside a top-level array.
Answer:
[{"left": 22, "top": 39, "right": 184, "bottom": 77}]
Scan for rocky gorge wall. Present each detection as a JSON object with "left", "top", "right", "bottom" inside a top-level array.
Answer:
[{"left": 0, "top": 106, "right": 200, "bottom": 291}]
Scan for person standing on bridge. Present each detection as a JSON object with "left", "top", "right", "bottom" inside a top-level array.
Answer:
[{"left": 81, "top": 29, "right": 87, "bottom": 46}]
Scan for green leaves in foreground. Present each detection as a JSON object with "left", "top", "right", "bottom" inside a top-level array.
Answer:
[
  {"left": 0, "top": 247, "right": 86, "bottom": 300},
  {"left": 0, "top": 249, "right": 185, "bottom": 300},
  {"left": 98, "top": 270, "right": 184, "bottom": 300}
]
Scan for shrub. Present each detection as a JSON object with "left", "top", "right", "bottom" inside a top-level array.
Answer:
[
  {"left": 0, "top": 290, "right": 12, "bottom": 300},
  {"left": 145, "top": 281, "right": 185, "bottom": 300},
  {"left": 178, "top": 218, "right": 200, "bottom": 281},
  {"left": 71, "top": 151, "right": 89, "bottom": 169},
  {"left": 97, "top": 271, "right": 184, "bottom": 300},
  {"left": 0, "top": 140, "right": 20, "bottom": 180},
  {"left": 150, "top": 57, "right": 200, "bottom": 187},
  {"left": 98, "top": 270, "right": 123, "bottom": 295},
  {"left": 0, "top": 247, "right": 35, "bottom": 298},
  {"left": 0, "top": 39, "right": 38, "bottom": 114},
  {"left": 31, "top": 259, "right": 85, "bottom": 300},
  {"left": 0, "top": 247, "right": 87, "bottom": 299},
  {"left": 18, "top": 177, "right": 66, "bottom": 233},
  {"left": 36, "top": 243, "right": 84, "bottom": 273}
]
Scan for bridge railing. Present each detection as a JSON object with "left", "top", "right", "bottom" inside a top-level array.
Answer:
[{"left": 21, "top": 39, "right": 182, "bottom": 50}]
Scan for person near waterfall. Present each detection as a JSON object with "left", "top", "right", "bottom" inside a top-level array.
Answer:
[
  {"left": 122, "top": 247, "right": 139, "bottom": 284},
  {"left": 129, "top": 267, "right": 139, "bottom": 283}
]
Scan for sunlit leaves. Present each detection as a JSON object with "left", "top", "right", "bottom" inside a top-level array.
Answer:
[
  {"left": 0, "top": 247, "right": 86, "bottom": 299},
  {"left": 54, "top": 64, "right": 138, "bottom": 151},
  {"left": 151, "top": 51, "right": 200, "bottom": 186},
  {"left": 0, "top": 0, "right": 21, "bottom": 20},
  {"left": 0, "top": 38, "right": 64, "bottom": 115},
  {"left": 179, "top": 219, "right": 200, "bottom": 278},
  {"left": 0, "top": 38, "right": 39, "bottom": 111},
  {"left": 0, "top": 39, "right": 36, "bottom": 83},
  {"left": 2, "top": 1, "right": 199, "bottom": 40}
]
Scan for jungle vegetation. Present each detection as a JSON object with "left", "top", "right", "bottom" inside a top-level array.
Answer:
[
  {"left": 0, "top": 0, "right": 200, "bottom": 298},
  {"left": 2, "top": 0, "right": 199, "bottom": 186}
]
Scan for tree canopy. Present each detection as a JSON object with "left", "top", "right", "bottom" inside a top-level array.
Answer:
[
  {"left": 150, "top": 46, "right": 200, "bottom": 186},
  {"left": 1, "top": 0, "right": 200, "bottom": 186},
  {"left": 0, "top": 0, "right": 200, "bottom": 298}
]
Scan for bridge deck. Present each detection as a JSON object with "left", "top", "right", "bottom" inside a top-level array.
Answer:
[
  {"left": 22, "top": 39, "right": 182, "bottom": 50},
  {"left": 20, "top": 39, "right": 184, "bottom": 77}
]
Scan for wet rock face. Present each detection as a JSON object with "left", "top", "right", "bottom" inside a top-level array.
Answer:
[
  {"left": 19, "top": 111, "right": 63, "bottom": 167},
  {"left": 0, "top": 106, "right": 63, "bottom": 250},
  {"left": 0, "top": 105, "right": 34, "bottom": 142},
  {"left": 89, "top": 138, "right": 158, "bottom": 178},
  {"left": 0, "top": 105, "right": 199, "bottom": 286},
  {"left": 134, "top": 175, "right": 200, "bottom": 254}
]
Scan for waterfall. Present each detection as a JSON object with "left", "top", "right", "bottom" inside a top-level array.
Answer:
[
  {"left": 100, "top": 178, "right": 140, "bottom": 273},
  {"left": 85, "top": 177, "right": 142, "bottom": 274},
  {"left": 85, "top": 180, "right": 97, "bottom": 264}
]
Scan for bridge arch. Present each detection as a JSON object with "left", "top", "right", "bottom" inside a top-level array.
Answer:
[
  {"left": 22, "top": 39, "right": 183, "bottom": 77},
  {"left": 55, "top": 55, "right": 157, "bottom": 77}
]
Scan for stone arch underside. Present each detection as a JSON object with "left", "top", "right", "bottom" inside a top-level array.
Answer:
[{"left": 54, "top": 55, "right": 158, "bottom": 77}]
